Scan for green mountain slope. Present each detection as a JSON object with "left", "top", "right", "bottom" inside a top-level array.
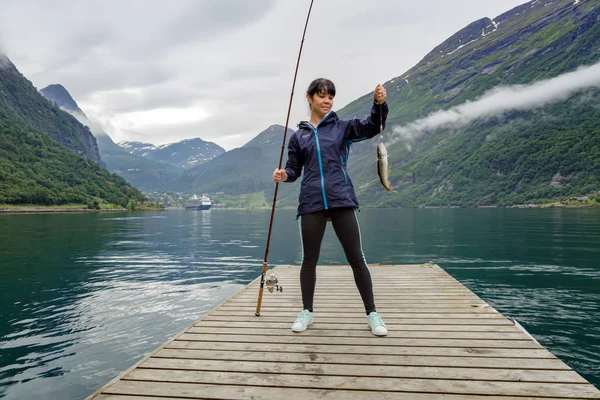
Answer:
[
  {"left": 337, "top": 0, "right": 600, "bottom": 207},
  {"left": 0, "top": 108, "right": 145, "bottom": 206},
  {"left": 0, "top": 57, "right": 103, "bottom": 166},
  {"left": 0, "top": 57, "right": 146, "bottom": 207}
]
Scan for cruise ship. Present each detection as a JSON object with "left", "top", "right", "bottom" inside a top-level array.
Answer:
[{"left": 184, "top": 194, "right": 212, "bottom": 210}]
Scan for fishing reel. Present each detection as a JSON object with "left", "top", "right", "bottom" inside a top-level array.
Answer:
[{"left": 265, "top": 273, "right": 283, "bottom": 293}]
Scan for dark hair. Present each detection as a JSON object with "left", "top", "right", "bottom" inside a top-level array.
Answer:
[{"left": 306, "top": 78, "right": 336, "bottom": 97}]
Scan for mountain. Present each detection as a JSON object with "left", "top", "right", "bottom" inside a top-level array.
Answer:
[
  {"left": 95, "top": 136, "right": 183, "bottom": 192},
  {"left": 39, "top": 84, "right": 83, "bottom": 114},
  {"left": 242, "top": 124, "right": 290, "bottom": 148},
  {"left": 180, "top": 0, "right": 600, "bottom": 208},
  {"left": 118, "top": 137, "right": 225, "bottom": 169},
  {"left": 0, "top": 55, "right": 146, "bottom": 207},
  {"left": 40, "top": 84, "right": 182, "bottom": 192},
  {"left": 336, "top": 0, "right": 600, "bottom": 207},
  {"left": 117, "top": 141, "right": 157, "bottom": 157},
  {"left": 181, "top": 125, "right": 297, "bottom": 199},
  {"left": 0, "top": 58, "right": 103, "bottom": 167}
]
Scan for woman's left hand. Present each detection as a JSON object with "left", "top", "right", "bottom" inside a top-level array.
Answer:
[{"left": 374, "top": 83, "right": 387, "bottom": 104}]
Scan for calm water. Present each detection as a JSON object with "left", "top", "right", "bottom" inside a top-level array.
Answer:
[{"left": 0, "top": 208, "right": 599, "bottom": 399}]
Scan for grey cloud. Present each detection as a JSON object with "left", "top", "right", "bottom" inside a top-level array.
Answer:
[
  {"left": 40, "top": 24, "right": 119, "bottom": 72},
  {"left": 0, "top": 1, "right": 276, "bottom": 96},
  {"left": 336, "top": 0, "right": 489, "bottom": 31},
  {"left": 83, "top": 84, "right": 201, "bottom": 114},
  {"left": 0, "top": 54, "right": 9, "bottom": 70},
  {"left": 219, "top": 63, "right": 283, "bottom": 82},
  {"left": 164, "top": 0, "right": 276, "bottom": 44},
  {"left": 113, "top": 113, "right": 254, "bottom": 147},
  {"left": 62, "top": 25, "right": 117, "bottom": 58},
  {"left": 69, "top": 63, "right": 284, "bottom": 128},
  {"left": 82, "top": 70, "right": 280, "bottom": 117},
  {"left": 0, "top": 2, "right": 114, "bottom": 70},
  {"left": 43, "top": 62, "right": 172, "bottom": 102},
  {"left": 339, "top": 1, "right": 421, "bottom": 29},
  {"left": 69, "top": 110, "right": 106, "bottom": 135},
  {"left": 0, "top": 38, "right": 8, "bottom": 69}
]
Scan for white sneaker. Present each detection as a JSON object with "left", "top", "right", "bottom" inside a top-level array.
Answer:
[
  {"left": 367, "top": 312, "right": 388, "bottom": 336},
  {"left": 291, "top": 309, "right": 313, "bottom": 332}
]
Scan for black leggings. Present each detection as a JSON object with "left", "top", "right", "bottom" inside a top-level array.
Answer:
[{"left": 299, "top": 207, "right": 376, "bottom": 314}]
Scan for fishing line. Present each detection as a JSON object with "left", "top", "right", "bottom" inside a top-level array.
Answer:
[
  {"left": 380, "top": 102, "right": 384, "bottom": 140},
  {"left": 255, "top": 0, "right": 315, "bottom": 316}
]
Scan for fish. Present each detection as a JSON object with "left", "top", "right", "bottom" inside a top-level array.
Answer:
[{"left": 377, "top": 141, "right": 393, "bottom": 192}]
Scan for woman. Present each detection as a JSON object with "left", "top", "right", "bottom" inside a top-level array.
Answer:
[{"left": 272, "top": 78, "right": 389, "bottom": 336}]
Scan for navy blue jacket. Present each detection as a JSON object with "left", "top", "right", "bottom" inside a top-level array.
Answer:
[{"left": 284, "top": 101, "right": 388, "bottom": 216}]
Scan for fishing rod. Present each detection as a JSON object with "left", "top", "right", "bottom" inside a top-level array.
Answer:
[{"left": 255, "top": 0, "right": 315, "bottom": 316}]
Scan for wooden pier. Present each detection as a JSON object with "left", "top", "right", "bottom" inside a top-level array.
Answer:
[{"left": 87, "top": 264, "right": 600, "bottom": 399}]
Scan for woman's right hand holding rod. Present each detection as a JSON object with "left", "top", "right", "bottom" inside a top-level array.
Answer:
[{"left": 273, "top": 168, "right": 288, "bottom": 182}]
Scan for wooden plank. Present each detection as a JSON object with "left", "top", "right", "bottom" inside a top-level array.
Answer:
[
  {"left": 202, "top": 315, "right": 517, "bottom": 325},
  {"left": 155, "top": 348, "right": 570, "bottom": 369},
  {"left": 96, "top": 396, "right": 182, "bottom": 400},
  {"left": 235, "top": 292, "right": 481, "bottom": 297},
  {"left": 236, "top": 281, "right": 470, "bottom": 286},
  {"left": 271, "top": 279, "right": 468, "bottom": 282},
  {"left": 225, "top": 298, "right": 490, "bottom": 304},
  {"left": 283, "top": 275, "right": 453, "bottom": 279},
  {"left": 270, "top": 286, "right": 471, "bottom": 289},
  {"left": 176, "top": 333, "right": 543, "bottom": 348},
  {"left": 186, "top": 327, "right": 529, "bottom": 340},
  {"left": 139, "top": 357, "right": 587, "bottom": 383},
  {"left": 167, "top": 340, "right": 557, "bottom": 359},
  {"left": 223, "top": 306, "right": 496, "bottom": 312},
  {"left": 121, "top": 369, "right": 600, "bottom": 398},
  {"left": 209, "top": 311, "right": 506, "bottom": 319},
  {"left": 237, "top": 291, "right": 476, "bottom": 295},
  {"left": 218, "top": 305, "right": 498, "bottom": 312},
  {"left": 194, "top": 321, "right": 521, "bottom": 332},
  {"left": 236, "top": 293, "right": 478, "bottom": 298},
  {"left": 227, "top": 299, "right": 490, "bottom": 305},
  {"left": 246, "top": 279, "right": 464, "bottom": 283},
  {"left": 248, "top": 283, "right": 464, "bottom": 286},
  {"left": 97, "top": 381, "right": 567, "bottom": 400}
]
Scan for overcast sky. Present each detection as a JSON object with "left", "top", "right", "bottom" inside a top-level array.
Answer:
[{"left": 0, "top": 0, "right": 529, "bottom": 150}]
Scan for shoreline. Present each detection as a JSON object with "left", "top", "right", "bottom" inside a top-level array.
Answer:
[
  {"left": 3, "top": 206, "right": 598, "bottom": 214},
  {"left": 0, "top": 207, "right": 130, "bottom": 214}
]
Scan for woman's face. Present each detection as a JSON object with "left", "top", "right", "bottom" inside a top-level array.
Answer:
[{"left": 307, "top": 90, "right": 334, "bottom": 118}]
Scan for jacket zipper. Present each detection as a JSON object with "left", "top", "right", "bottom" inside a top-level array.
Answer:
[
  {"left": 313, "top": 127, "right": 328, "bottom": 209},
  {"left": 310, "top": 111, "right": 332, "bottom": 210}
]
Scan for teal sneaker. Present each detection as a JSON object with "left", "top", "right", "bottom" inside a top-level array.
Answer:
[
  {"left": 367, "top": 312, "right": 388, "bottom": 336},
  {"left": 291, "top": 309, "right": 313, "bottom": 332}
]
